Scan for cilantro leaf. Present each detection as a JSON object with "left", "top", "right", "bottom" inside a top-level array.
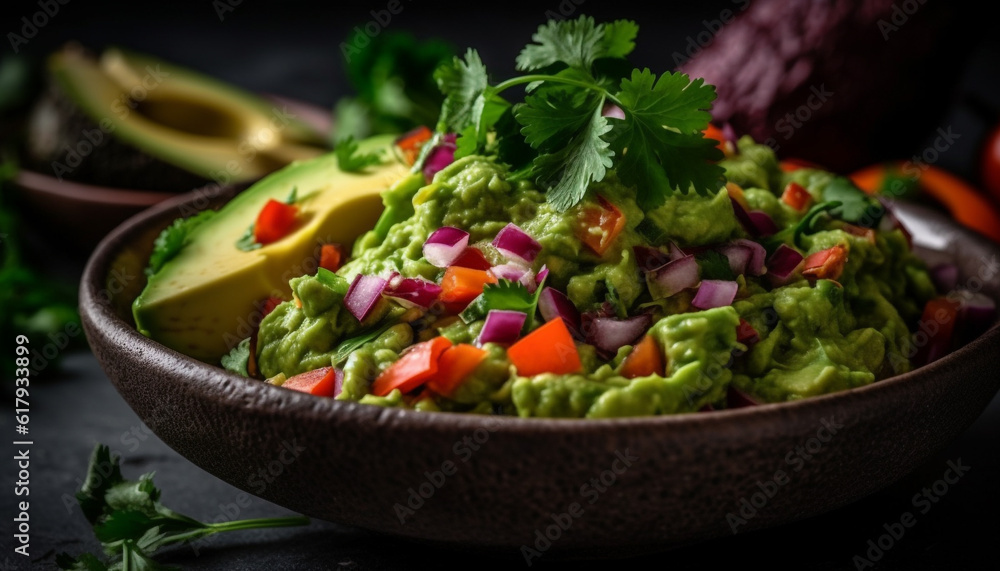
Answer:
[
  {"left": 601, "top": 20, "right": 639, "bottom": 59},
  {"left": 696, "top": 250, "right": 737, "bottom": 281},
  {"left": 65, "top": 444, "right": 309, "bottom": 570},
  {"left": 435, "top": 49, "right": 489, "bottom": 133},
  {"left": 517, "top": 88, "right": 614, "bottom": 211},
  {"left": 335, "top": 135, "right": 383, "bottom": 172},
  {"left": 220, "top": 337, "right": 251, "bottom": 377},
  {"left": 146, "top": 210, "right": 216, "bottom": 277},
  {"left": 455, "top": 87, "right": 511, "bottom": 159},
  {"left": 460, "top": 275, "right": 549, "bottom": 333},
  {"left": 611, "top": 69, "right": 724, "bottom": 205},
  {"left": 516, "top": 16, "right": 606, "bottom": 72},
  {"left": 823, "top": 176, "right": 882, "bottom": 225},
  {"left": 332, "top": 322, "right": 394, "bottom": 367}
]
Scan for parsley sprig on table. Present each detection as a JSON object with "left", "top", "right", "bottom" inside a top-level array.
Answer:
[
  {"left": 57, "top": 444, "right": 309, "bottom": 571},
  {"left": 431, "top": 16, "right": 725, "bottom": 211}
]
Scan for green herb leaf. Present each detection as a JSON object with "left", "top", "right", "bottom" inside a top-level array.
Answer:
[
  {"left": 332, "top": 322, "right": 394, "bottom": 366},
  {"left": 435, "top": 48, "right": 489, "bottom": 133},
  {"left": 823, "top": 176, "right": 882, "bottom": 225},
  {"left": 316, "top": 267, "right": 350, "bottom": 295},
  {"left": 335, "top": 136, "right": 383, "bottom": 172},
  {"left": 57, "top": 552, "right": 110, "bottom": 571},
  {"left": 220, "top": 338, "right": 252, "bottom": 377},
  {"left": 601, "top": 20, "right": 639, "bottom": 59},
  {"left": 791, "top": 201, "right": 842, "bottom": 248},
  {"left": 146, "top": 210, "right": 216, "bottom": 276},
  {"left": 460, "top": 279, "right": 534, "bottom": 323},
  {"left": 285, "top": 186, "right": 298, "bottom": 204},
  {"left": 234, "top": 223, "right": 260, "bottom": 252},
  {"left": 696, "top": 250, "right": 737, "bottom": 281},
  {"left": 611, "top": 69, "right": 724, "bottom": 205},
  {"left": 516, "top": 16, "right": 607, "bottom": 72}
]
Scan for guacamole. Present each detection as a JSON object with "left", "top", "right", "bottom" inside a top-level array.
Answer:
[{"left": 249, "top": 136, "right": 937, "bottom": 418}]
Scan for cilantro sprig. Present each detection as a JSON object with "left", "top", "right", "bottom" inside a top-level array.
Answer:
[
  {"left": 430, "top": 16, "right": 724, "bottom": 211},
  {"left": 58, "top": 444, "right": 309, "bottom": 570}
]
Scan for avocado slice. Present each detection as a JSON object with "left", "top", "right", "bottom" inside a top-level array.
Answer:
[
  {"left": 133, "top": 135, "right": 410, "bottom": 363},
  {"left": 26, "top": 44, "right": 327, "bottom": 191}
]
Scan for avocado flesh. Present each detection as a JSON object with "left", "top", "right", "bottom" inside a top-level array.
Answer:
[
  {"left": 26, "top": 45, "right": 326, "bottom": 190},
  {"left": 133, "top": 135, "right": 409, "bottom": 363}
]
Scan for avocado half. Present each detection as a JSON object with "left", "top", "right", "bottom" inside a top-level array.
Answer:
[
  {"left": 133, "top": 134, "right": 411, "bottom": 363},
  {"left": 26, "top": 44, "right": 328, "bottom": 192}
]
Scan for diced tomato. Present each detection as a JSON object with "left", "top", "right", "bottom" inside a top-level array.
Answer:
[
  {"left": 781, "top": 182, "right": 812, "bottom": 211},
  {"left": 801, "top": 245, "right": 848, "bottom": 281},
  {"left": 915, "top": 298, "right": 960, "bottom": 365},
  {"left": 426, "top": 344, "right": 489, "bottom": 396},
  {"left": 575, "top": 195, "right": 626, "bottom": 256},
  {"left": 284, "top": 367, "right": 342, "bottom": 397},
  {"left": 842, "top": 224, "right": 876, "bottom": 244},
  {"left": 779, "top": 158, "right": 825, "bottom": 172},
  {"left": 439, "top": 266, "right": 497, "bottom": 306},
  {"left": 620, "top": 336, "right": 665, "bottom": 379},
  {"left": 254, "top": 199, "right": 298, "bottom": 245},
  {"left": 319, "top": 244, "right": 346, "bottom": 272},
  {"left": 508, "top": 318, "right": 581, "bottom": 376},
  {"left": 395, "top": 126, "right": 433, "bottom": 165},
  {"left": 736, "top": 318, "right": 759, "bottom": 346},
  {"left": 371, "top": 336, "right": 452, "bottom": 396},
  {"left": 450, "top": 247, "right": 493, "bottom": 271}
]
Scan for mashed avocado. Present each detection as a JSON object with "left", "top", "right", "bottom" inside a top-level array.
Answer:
[{"left": 251, "top": 137, "right": 935, "bottom": 417}]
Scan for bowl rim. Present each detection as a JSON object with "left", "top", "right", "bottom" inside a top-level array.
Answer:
[{"left": 80, "top": 182, "right": 1000, "bottom": 434}]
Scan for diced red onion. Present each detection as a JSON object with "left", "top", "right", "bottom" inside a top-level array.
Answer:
[
  {"left": 422, "top": 133, "right": 457, "bottom": 182},
  {"left": 731, "top": 198, "right": 758, "bottom": 235},
  {"left": 585, "top": 314, "right": 651, "bottom": 355},
  {"left": 423, "top": 226, "right": 469, "bottom": 268},
  {"left": 668, "top": 241, "right": 687, "bottom": 261},
  {"left": 477, "top": 310, "right": 527, "bottom": 345},
  {"left": 633, "top": 245, "right": 672, "bottom": 273},
  {"left": 647, "top": 255, "right": 700, "bottom": 299},
  {"left": 332, "top": 368, "right": 345, "bottom": 398},
  {"left": 731, "top": 239, "right": 767, "bottom": 276},
  {"left": 492, "top": 223, "right": 541, "bottom": 264},
  {"left": 721, "top": 122, "right": 738, "bottom": 145},
  {"left": 345, "top": 274, "right": 387, "bottom": 321},
  {"left": 727, "top": 386, "right": 760, "bottom": 408},
  {"left": 535, "top": 265, "right": 549, "bottom": 285},
  {"left": 766, "top": 244, "right": 804, "bottom": 280},
  {"left": 718, "top": 243, "right": 753, "bottom": 276},
  {"left": 748, "top": 211, "right": 778, "bottom": 237},
  {"left": 601, "top": 102, "right": 625, "bottom": 120},
  {"left": 383, "top": 275, "right": 442, "bottom": 308},
  {"left": 489, "top": 263, "right": 537, "bottom": 291},
  {"left": 930, "top": 263, "right": 959, "bottom": 293},
  {"left": 958, "top": 291, "right": 997, "bottom": 340},
  {"left": 538, "top": 287, "right": 581, "bottom": 332},
  {"left": 692, "top": 280, "right": 738, "bottom": 310}
]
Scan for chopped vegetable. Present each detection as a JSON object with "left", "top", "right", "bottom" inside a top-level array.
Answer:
[
  {"left": 915, "top": 298, "right": 959, "bottom": 365},
  {"left": 395, "top": 125, "right": 434, "bottom": 165},
  {"left": 371, "top": 336, "right": 452, "bottom": 396},
  {"left": 253, "top": 199, "right": 298, "bottom": 245},
  {"left": 633, "top": 245, "right": 672, "bottom": 272},
  {"left": 423, "top": 133, "right": 457, "bottom": 182},
  {"left": 478, "top": 309, "right": 527, "bottom": 345},
  {"left": 781, "top": 181, "right": 812, "bottom": 211},
  {"left": 647, "top": 255, "right": 700, "bottom": 299},
  {"left": 736, "top": 318, "right": 759, "bottom": 346},
  {"left": 620, "top": 335, "right": 665, "bottom": 378},
  {"left": 801, "top": 245, "right": 848, "bottom": 281},
  {"left": 929, "top": 263, "right": 959, "bottom": 293},
  {"left": 956, "top": 292, "right": 997, "bottom": 341},
  {"left": 575, "top": 195, "right": 626, "bottom": 255},
  {"left": 344, "top": 274, "right": 387, "bottom": 321},
  {"left": 426, "top": 344, "right": 489, "bottom": 395},
  {"left": 585, "top": 314, "right": 651, "bottom": 355},
  {"left": 423, "top": 226, "right": 470, "bottom": 267},
  {"left": 691, "top": 280, "right": 738, "bottom": 309},
  {"left": 766, "top": 244, "right": 805, "bottom": 281},
  {"left": 283, "top": 366, "right": 343, "bottom": 397},
  {"left": 383, "top": 274, "right": 442, "bottom": 308},
  {"left": 439, "top": 266, "right": 498, "bottom": 306},
  {"left": 319, "top": 244, "right": 345, "bottom": 272},
  {"left": 747, "top": 210, "right": 778, "bottom": 237},
  {"left": 492, "top": 223, "right": 542, "bottom": 263},
  {"left": 451, "top": 247, "right": 492, "bottom": 270},
  {"left": 508, "top": 317, "right": 581, "bottom": 376},
  {"left": 538, "top": 286, "right": 582, "bottom": 332},
  {"left": 727, "top": 386, "right": 760, "bottom": 408}
]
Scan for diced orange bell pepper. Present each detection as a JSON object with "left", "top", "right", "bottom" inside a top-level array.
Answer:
[
  {"left": 781, "top": 182, "right": 813, "bottom": 211},
  {"left": 620, "top": 335, "right": 665, "bottom": 379},
  {"left": 395, "top": 126, "right": 433, "bottom": 166},
  {"left": 284, "top": 367, "right": 341, "bottom": 397},
  {"left": 426, "top": 344, "right": 489, "bottom": 396},
  {"left": 801, "top": 245, "right": 848, "bottom": 281},
  {"left": 372, "top": 336, "right": 453, "bottom": 397},
  {"left": 508, "top": 318, "right": 581, "bottom": 376},
  {"left": 439, "top": 266, "right": 497, "bottom": 306},
  {"left": 575, "top": 195, "right": 626, "bottom": 256}
]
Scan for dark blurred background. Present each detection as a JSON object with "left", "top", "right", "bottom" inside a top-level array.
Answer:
[{"left": 2, "top": 1, "right": 999, "bottom": 569}]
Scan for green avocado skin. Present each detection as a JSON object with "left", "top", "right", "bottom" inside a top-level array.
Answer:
[{"left": 255, "top": 139, "right": 935, "bottom": 417}]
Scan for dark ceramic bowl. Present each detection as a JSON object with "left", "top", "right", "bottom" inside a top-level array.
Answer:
[{"left": 80, "top": 185, "right": 1000, "bottom": 558}]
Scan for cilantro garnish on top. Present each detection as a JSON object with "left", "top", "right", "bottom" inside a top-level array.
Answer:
[{"left": 429, "top": 16, "right": 725, "bottom": 211}]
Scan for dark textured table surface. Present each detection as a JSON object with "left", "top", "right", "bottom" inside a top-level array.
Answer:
[{"left": 3, "top": 1, "right": 1000, "bottom": 569}]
